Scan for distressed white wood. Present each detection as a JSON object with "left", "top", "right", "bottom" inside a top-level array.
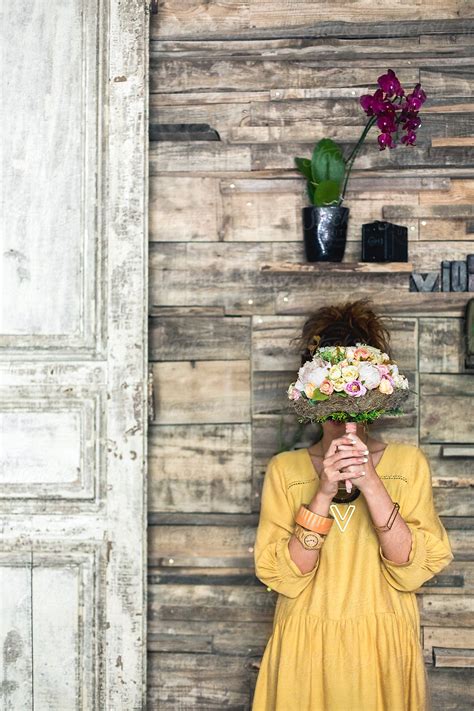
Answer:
[
  {"left": 0, "top": 0, "right": 100, "bottom": 352},
  {"left": 0, "top": 411, "right": 81, "bottom": 481},
  {"left": 32, "top": 566, "right": 80, "bottom": 710},
  {"left": 0, "top": 387, "right": 101, "bottom": 500},
  {"left": 0, "top": 561, "right": 33, "bottom": 710},
  {"left": 0, "top": 1, "right": 148, "bottom": 709}
]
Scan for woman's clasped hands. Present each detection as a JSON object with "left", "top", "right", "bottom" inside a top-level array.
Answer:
[{"left": 317, "top": 432, "right": 378, "bottom": 499}]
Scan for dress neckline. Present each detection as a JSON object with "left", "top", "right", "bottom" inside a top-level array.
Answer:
[{"left": 302, "top": 441, "right": 393, "bottom": 478}]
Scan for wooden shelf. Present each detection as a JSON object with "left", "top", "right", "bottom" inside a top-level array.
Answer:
[{"left": 260, "top": 261, "right": 413, "bottom": 274}]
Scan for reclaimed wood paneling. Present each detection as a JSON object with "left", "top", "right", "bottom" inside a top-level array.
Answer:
[
  {"left": 149, "top": 7, "right": 474, "bottom": 709},
  {"left": 148, "top": 424, "right": 252, "bottom": 512}
]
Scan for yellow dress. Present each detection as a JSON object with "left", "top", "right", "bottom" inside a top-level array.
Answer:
[{"left": 252, "top": 442, "right": 454, "bottom": 711}]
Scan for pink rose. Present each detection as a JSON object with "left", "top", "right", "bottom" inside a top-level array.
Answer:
[
  {"left": 290, "top": 388, "right": 301, "bottom": 400},
  {"left": 377, "top": 364, "right": 390, "bottom": 376},
  {"left": 353, "top": 347, "right": 370, "bottom": 360},
  {"left": 344, "top": 380, "right": 367, "bottom": 397},
  {"left": 319, "top": 379, "right": 334, "bottom": 395}
]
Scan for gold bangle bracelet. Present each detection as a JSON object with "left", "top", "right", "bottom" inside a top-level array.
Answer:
[{"left": 373, "top": 502, "right": 400, "bottom": 532}]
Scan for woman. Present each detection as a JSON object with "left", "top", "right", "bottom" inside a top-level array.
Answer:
[{"left": 252, "top": 299, "right": 454, "bottom": 711}]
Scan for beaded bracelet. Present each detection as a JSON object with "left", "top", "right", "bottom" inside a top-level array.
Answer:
[{"left": 373, "top": 501, "right": 400, "bottom": 532}]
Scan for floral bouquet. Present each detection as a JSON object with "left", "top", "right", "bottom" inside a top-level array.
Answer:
[{"left": 287, "top": 343, "right": 410, "bottom": 425}]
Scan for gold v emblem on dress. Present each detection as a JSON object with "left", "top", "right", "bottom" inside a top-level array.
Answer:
[{"left": 329, "top": 504, "right": 356, "bottom": 532}]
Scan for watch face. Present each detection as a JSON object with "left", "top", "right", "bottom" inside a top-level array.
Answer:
[{"left": 303, "top": 533, "right": 320, "bottom": 547}]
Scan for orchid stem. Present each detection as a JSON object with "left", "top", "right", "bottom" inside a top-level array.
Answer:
[{"left": 340, "top": 115, "right": 377, "bottom": 204}]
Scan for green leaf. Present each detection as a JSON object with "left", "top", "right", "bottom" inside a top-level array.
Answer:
[
  {"left": 311, "top": 138, "right": 346, "bottom": 186},
  {"left": 310, "top": 389, "right": 330, "bottom": 402},
  {"left": 314, "top": 180, "right": 341, "bottom": 206},
  {"left": 307, "top": 181, "right": 316, "bottom": 204},
  {"left": 294, "top": 157, "right": 313, "bottom": 181}
]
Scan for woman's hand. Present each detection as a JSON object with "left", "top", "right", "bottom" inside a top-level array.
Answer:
[
  {"left": 317, "top": 435, "right": 371, "bottom": 499},
  {"left": 336, "top": 431, "right": 379, "bottom": 493}
]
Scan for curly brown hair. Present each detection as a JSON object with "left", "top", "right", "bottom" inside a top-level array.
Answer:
[{"left": 290, "top": 298, "right": 393, "bottom": 366}]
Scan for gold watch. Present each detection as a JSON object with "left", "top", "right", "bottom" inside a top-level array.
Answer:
[{"left": 293, "top": 522, "right": 326, "bottom": 550}]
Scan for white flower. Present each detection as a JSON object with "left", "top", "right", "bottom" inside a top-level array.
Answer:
[
  {"left": 393, "top": 373, "right": 409, "bottom": 390},
  {"left": 341, "top": 365, "right": 359, "bottom": 382},
  {"left": 297, "top": 361, "right": 328, "bottom": 387},
  {"left": 328, "top": 364, "right": 343, "bottom": 381},
  {"left": 358, "top": 362, "right": 382, "bottom": 389}
]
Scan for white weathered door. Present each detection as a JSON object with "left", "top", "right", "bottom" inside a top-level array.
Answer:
[{"left": 0, "top": 1, "right": 148, "bottom": 708}]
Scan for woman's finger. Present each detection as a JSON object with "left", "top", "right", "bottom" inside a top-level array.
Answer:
[
  {"left": 328, "top": 451, "right": 369, "bottom": 468},
  {"left": 325, "top": 437, "right": 354, "bottom": 457},
  {"left": 337, "top": 470, "right": 365, "bottom": 481}
]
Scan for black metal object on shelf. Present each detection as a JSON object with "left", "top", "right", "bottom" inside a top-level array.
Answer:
[{"left": 361, "top": 220, "right": 408, "bottom": 262}]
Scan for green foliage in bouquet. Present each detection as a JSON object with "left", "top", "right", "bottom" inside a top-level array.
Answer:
[{"left": 296, "top": 407, "right": 404, "bottom": 425}]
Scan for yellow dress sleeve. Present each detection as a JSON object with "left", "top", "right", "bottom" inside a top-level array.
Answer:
[
  {"left": 254, "top": 454, "right": 320, "bottom": 599},
  {"left": 379, "top": 447, "right": 454, "bottom": 593}
]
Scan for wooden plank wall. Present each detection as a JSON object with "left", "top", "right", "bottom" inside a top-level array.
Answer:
[{"left": 148, "top": 4, "right": 474, "bottom": 708}]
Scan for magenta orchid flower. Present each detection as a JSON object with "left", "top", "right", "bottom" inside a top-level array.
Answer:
[
  {"left": 359, "top": 70, "right": 427, "bottom": 153},
  {"left": 295, "top": 68, "right": 427, "bottom": 206}
]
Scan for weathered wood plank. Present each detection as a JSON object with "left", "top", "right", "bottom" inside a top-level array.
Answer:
[
  {"left": 149, "top": 315, "right": 250, "bottom": 360},
  {"left": 151, "top": 62, "right": 419, "bottom": 94},
  {"left": 149, "top": 176, "right": 223, "bottom": 242},
  {"left": 147, "top": 620, "right": 272, "bottom": 656},
  {"left": 383, "top": 205, "right": 474, "bottom": 220},
  {"left": 151, "top": 12, "right": 474, "bottom": 41},
  {"left": 152, "top": 141, "right": 473, "bottom": 174},
  {"left": 419, "top": 318, "right": 465, "bottom": 373},
  {"left": 148, "top": 583, "right": 275, "bottom": 622},
  {"left": 420, "top": 594, "right": 474, "bottom": 627},
  {"left": 420, "top": 374, "right": 474, "bottom": 443},
  {"left": 421, "top": 66, "right": 474, "bottom": 97},
  {"left": 151, "top": 361, "right": 251, "bottom": 425},
  {"left": 419, "top": 220, "right": 469, "bottom": 241},
  {"left": 425, "top": 667, "right": 474, "bottom": 709},
  {"left": 260, "top": 262, "right": 414, "bottom": 273},
  {"left": 275, "top": 290, "right": 469, "bottom": 317},
  {"left": 208, "top": 112, "right": 474, "bottom": 143},
  {"left": 150, "top": 35, "right": 474, "bottom": 62},
  {"left": 148, "top": 424, "right": 252, "bottom": 512},
  {"left": 150, "top": 143, "right": 252, "bottom": 174},
  {"left": 422, "top": 444, "right": 474, "bottom": 486},
  {"left": 419, "top": 179, "right": 474, "bottom": 205},
  {"left": 432, "top": 137, "right": 474, "bottom": 147},
  {"left": 423, "top": 627, "right": 474, "bottom": 669},
  {"left": 433, "top": 647, "right": 474, "bottom": 667},
  {"left": 147, "top": 652, "right": 250, "bottom": 709}
]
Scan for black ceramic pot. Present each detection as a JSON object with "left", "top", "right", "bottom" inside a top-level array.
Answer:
[{"left": 302, "top": 206, "right": 350, "bottom": 262}]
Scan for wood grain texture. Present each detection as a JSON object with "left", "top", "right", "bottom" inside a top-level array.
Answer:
[
  {"left": 0, "top": 2, "right": 149, "bottom": 709},
  {"left": 148, "top": 7, "right": 474, "bottom": 708}
]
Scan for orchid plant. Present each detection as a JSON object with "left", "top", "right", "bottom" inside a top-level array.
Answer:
[{"left": 295, "top": 69, "right": 427, "bottom": 207}]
